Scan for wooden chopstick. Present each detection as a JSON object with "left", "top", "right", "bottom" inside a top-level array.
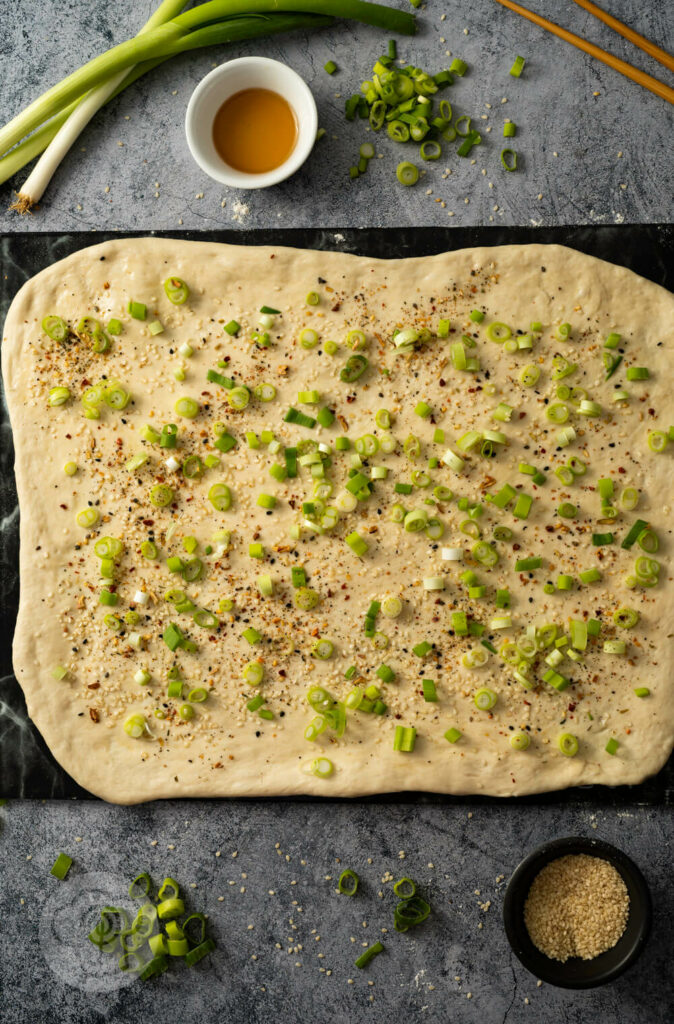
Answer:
[
  {"left": 494, "top": 0, "right": 674, "bottom": 105},
  {"left": 572, "top": 0, "right": 674, "bottom": 74}
]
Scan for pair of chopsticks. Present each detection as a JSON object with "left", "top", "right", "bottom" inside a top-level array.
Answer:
[{"left": 494, "top": 0, "right": 674, "bottom": 105}]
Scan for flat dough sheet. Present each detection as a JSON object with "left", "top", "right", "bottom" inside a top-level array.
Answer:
[{"left": 3, "top": 237, "right": 673, "bottom": 803}]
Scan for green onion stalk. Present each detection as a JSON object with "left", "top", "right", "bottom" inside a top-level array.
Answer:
[
  {"left": 2, "top": 0, "right": 416, "bottom": 210},
  {"left": 10, "top": 0, "right": 186, "bottom": 212}
]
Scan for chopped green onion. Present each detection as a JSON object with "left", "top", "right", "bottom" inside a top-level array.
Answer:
[
  {"left": 124, "top": 713, "right": 146, "bottom": 739},
  {"left": 557, "top": 502, "right": 577, "bottom": 519},
  {"left": 224, "top": 386, "right": 249, "bottom": 412},
  {"left": 513, "top": 494, "right": 533, "bottom": 519},
  {"left": 621, "top": 519, "right": 649, "bottom": 550},
  {"left": 396, "top": 161, "right": 419, "bottom": 186},
  {"left": 579, "top": 567, "right": 601, "bottom": 584},
  {"left": 501, "top": 148, "right": 518, "bottom": 171},
  {"left": 509, "top": 55, "right": 525, "bottom": 76},
  {"left": 519, "top": 364, "right": 540, "bottom": 387},
  {"left": 422, "top": 679, "right": 437, "bottom": 702},
  {"left": 312, "top": 638, "right": 334, "bottom": 660},
  {"left": 294, "top": 586, "right": 320, "bottom": 611},
  {"left": 474, "top": 688, "right": 497, "bottom": 711},
  {"left": 376, "top": 663, "right": 396, "bottom": 684},
  {"left": 48, "top": 385, "right": 70, "bottom": 407},
  {"left": 163, "top": 276, "right": 189, "bottom": 304},
  {"left": 310, "top": 757, "right": 334, "bottom": 778},
  {"left": 127, "top": 300, "right": 146, "bottom": 320},
  {"left": 647, "top": 430, "right": 668, "bottom": 453},
  {"left": 515, "top": 556, "right": 542, "bottom": 571},
  {"left": 613, "top": 607, "right": 639, "bottom": 629},
  {"left": 242, "top": 627, "right": 261, "bottom": 645},
  {"left": 355, "top": 940, "right": 384, "bottom": 970},
  {"left": 486, "top": 321, "right": 512, "bottom": 343},
  {"left": 420, "top": 139, "right": 441, "bottom": 160},
  {"left": 338, "top": 869, "right": 359, "bottom": 895},
  {"left": 393, "top": 725, "right": 416, "bottom": 752},
  {"left": 174, "top": 396, "right": 199, "bottom": 419},
  {"left": 76, "top": 507, "right": 100, "bottom": 529},
  {"left": 605, "top": 738, "right": 619, "bottom": 756},
  {"left": 546, "top": 403, "right": 569, "bottom": 423},
  {"left": 558, "top": 733, "right": 579, "bottom": 757},
  {"left": 208, "top": 483, "right": 231, "bottom": 512},
  {"left": 42, "top": 315, "right": 69, "bottom": 342},
  {"left": 50, "top": 853, "right": 72, "bottom": 880}
]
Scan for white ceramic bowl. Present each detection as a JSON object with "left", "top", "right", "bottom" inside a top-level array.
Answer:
[{"left": 184, "top": 56, "right": 317, "bottom": 190}]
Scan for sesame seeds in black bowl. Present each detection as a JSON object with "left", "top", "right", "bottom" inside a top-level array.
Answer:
[{"left": 503, "top": 836, "right": 652, "bottom": 989}]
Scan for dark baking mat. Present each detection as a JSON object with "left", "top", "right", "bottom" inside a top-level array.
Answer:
[{"left": 1, "top": 225, "right": 672, "bottom": 802}]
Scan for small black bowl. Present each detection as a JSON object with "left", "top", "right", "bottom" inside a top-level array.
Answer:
[{"left": 503, "top": 835, "right": 652, "bottom": 989}]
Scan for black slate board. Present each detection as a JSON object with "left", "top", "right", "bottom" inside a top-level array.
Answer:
[{"left": 1, "top": 225, "right": 672, "bottom": 802}]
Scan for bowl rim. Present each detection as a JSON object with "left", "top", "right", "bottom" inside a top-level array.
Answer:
[
  {"left": 503, "top": 835, "right": 652, "bottom": 989},
  {"left": 184, "top": 55, "right": 317, "bottom": 190}
]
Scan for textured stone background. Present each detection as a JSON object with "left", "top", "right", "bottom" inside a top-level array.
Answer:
[
  {"left": 1, "top": 2, "right": 673, "bottom": 1022},
  {"left": 0, "top": 0, "right": 672, "bottom": 229}
]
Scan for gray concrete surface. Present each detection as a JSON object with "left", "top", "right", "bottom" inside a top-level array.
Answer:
[
  {"left": 0, "top": 3, "right": 673, "bottom": 1022},
  {"left": 0, "top": 0, "right": 673, "bottom": 230},
  {"left": 0, "top": 799, "right": 672, "bottom": 1024}
]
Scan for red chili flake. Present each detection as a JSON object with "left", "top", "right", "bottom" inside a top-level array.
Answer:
[
  {"left": 59, "top": 503, "right": 67, "bottom": 510},
  {"left": 89, "top": 708, "right": 100, "bottom": 723},
  {"left": 87, "top": 683, "right": 100, "bottom": 690},
  {"left": 618, "top": 467, "right": 626, "bottom": 474},
  {"left": 568, "top": 702, "right": 576, "bottom": 712},
  {"left": 65, "top": 433, "right": 72, "bottom": 439},
  {"left": 331, "top": 303, "right": 341, "bottom": 312},
  {"left": 439, "top": 379, "right": 446, "bottom": 387},
  {"left": 143, "top": 519, "right": 154, "bottom": 526}
]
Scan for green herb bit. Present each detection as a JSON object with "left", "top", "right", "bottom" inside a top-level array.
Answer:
[
  {"left": 355, "top": 940, "right": 384, "bottom": 970},
  {"left": 338, "top": 869, "right": 359, "bottom": 895}
]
